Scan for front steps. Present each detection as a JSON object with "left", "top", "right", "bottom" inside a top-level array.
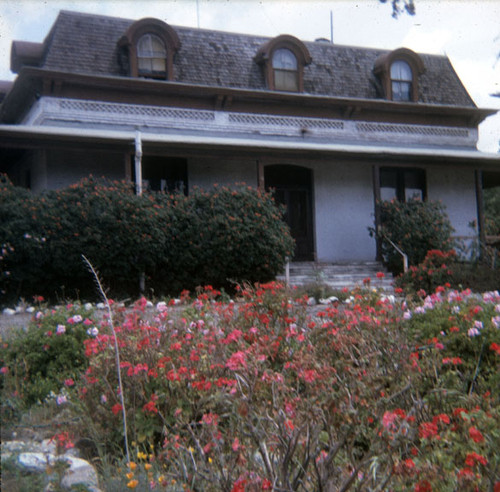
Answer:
[{"left": 277, "top": 261, "right": 394, "bottom": 292}]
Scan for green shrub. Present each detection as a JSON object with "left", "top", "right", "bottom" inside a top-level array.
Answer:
[
  {"left": 395, "top": 250, "right": 500, "bottom": 295},
  {"left": 0, "top": 177, "right": 293, "bottom": 304},
  {"left": 484, "top": 187, "right": 500, "bottom": 236},
  {"left": 0, "top": 303, "right": 95, "bottom": 408},
  {"left": 371, "top": 198, "right": 454, "bottom": 274}
]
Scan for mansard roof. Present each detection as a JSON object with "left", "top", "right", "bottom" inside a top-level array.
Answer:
[{"left": 11, "top": 9, "right": 475, "bottom": 107}]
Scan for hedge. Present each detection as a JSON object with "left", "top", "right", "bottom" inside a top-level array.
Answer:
[{"left": 0, "top": 176, "right": 294, "bottom": 304}]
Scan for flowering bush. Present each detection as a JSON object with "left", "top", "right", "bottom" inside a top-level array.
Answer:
[
  {"left": 371, "top": 198, "right": 454, "bottom": 274},
  {"left": 3, "top": 284, "right": 497, "bottom": 490},
  {"left": 0, "top": 177, "right": 293, "bottom": 304},
  {"left": 0, "top": 303, "right": 96, "bottom": 407}
]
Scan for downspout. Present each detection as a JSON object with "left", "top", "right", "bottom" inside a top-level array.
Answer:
[
  {"left": 134, "top": 130, "right": 143, "bottom": 196},
  {"left": 134, "top": 130, "right": 145, "bottom": 293}
]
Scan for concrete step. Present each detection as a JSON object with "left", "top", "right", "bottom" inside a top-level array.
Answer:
[{"left": 277, "top": 261, "right": 394, "bottom": 292}]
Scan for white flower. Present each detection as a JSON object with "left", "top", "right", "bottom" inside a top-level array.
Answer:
[
  {"left": 468, "top": 327, "right": 480, "bottom": 337},
  {"left": 492, "top": 316, "right": 500, "bottom": 329},
  {"left": 156, "top": 301, "right": 168, "bottom": 312},
  {"left": 403, "top": 311, "right": 412, "bottom": 320},
  {"left": 56, "top": 395, "right": 67, "bottom": 405},
  {"left": 86, "top": 327, "right": 99, "bottom": 337},
  {"left": 56, "top": 324, "right": 66, "bottom": 335}
]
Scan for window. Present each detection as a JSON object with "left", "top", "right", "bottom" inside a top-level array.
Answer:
[
  {"left": 272, "top": 48, "right": 299, "bottom": 92},
  {"left": 255, "top": 35, "right": 311, "bottom": 93},
  {"left": 373, "top": 48, "right": 425, "bottom": 102},
  {"left": 390, "top": 60, "right": 412, "bottom": 101},
  {"left": 380, "top": 168, "right": 426, "bottom": 202},
  {"left": 118, "top": 18, "right": 180, "bottom": 80},
  {"left": 137, "top": 34, "right": 167, "bottom": 78}
]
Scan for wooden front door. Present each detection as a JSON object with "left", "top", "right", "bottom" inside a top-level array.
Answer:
[{"left": 265, "top": 165, "right": 314, "bottom": 261}]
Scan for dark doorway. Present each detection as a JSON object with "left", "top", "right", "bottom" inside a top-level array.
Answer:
[
  {"left": 265, "top": 165, "right": 314, "bottom": 260},
  {"left": 133, "top": 156, "right": 188, "bottom": 194}
]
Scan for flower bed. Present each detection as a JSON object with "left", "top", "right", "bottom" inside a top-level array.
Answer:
[{"left": 1, "top": 283, "right": 499, "bottom": 491}]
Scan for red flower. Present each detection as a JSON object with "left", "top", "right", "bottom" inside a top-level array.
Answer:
[
  {"left": 465, "top": 452, "right": 488, "bottom": 467},
  {"left": 414, "top": 479, "right": 432, "bottom": 491},
  {"left": 111, "top": 403, "right": 123, "bottom": 415},
  {"left": 419, "top": 421, "right": 438, "bottom": 439},
  {"left": 490, "top": 342, "right": 500, "bottom": 355},
  {"left": 376, "top": 271, "right": 385, "bottom": 279},
  {"left": 469, "top": 426, "right": 484, "bottom": 443}
]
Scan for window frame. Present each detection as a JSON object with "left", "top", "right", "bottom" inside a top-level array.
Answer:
[
  {"left": 373, "top": 48, "right": 425, "bottom": 102},
  {"left": 255, "top": 35, "right": 312, "bottom": 93},
  {"left": 380, "top": 167, "right": 427, "bottom": 202},
  {"left": 118, "top": 18, "right": 180, "bottom": 81}
]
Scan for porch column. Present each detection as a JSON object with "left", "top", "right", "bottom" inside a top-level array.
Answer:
[
  {"left": 257, "top": 159, "right": 265, "bottom": 191},
  {"left": 372, "top": 164, "right": 382, "bottom": 261},
  {"left": 475, "top": 169, "right": 486, "bottom": 256}
]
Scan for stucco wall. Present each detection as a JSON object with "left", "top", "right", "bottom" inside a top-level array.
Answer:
[
  {"left": 45, "top": 150, "right": 126, "bottom": 190},
  {"left": 426, "top": 165, "right": 478, "bottom": 253}
]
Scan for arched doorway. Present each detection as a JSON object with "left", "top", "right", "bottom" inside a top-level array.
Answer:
[{"left": 265, "top": 164, "right": 314, "bottom": 261}]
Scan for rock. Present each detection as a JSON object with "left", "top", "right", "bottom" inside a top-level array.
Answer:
[
  {"left": 3, "top": 442, "right": 102, "bottom": 491},
  {"left": 2, "top": 308, "right": 16, "bottom": 316},
  {"left": 307, "top": 297, "right": 317, "bottom": 306},
  {"left": 60, "top": 456, "right": 100, "bottom": 491}
]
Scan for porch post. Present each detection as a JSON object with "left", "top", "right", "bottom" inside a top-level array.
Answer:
[
  {"left": 134, "top": 130, "right": 143, "bottom": 196},
  {"left": 372, "top": 164, "right": 382, "bottom": 261},
  {"left": 257, "top": 159, "right": 265, "bottom": 191},
  {"left": 475, "top": 169, "right": 486, "bottom": 258}
]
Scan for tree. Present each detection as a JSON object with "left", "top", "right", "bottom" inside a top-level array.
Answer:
[{"left": 379, "top": 0, "right": 416, "bottom": 18}]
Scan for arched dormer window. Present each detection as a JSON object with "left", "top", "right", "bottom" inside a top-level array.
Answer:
[
  {"left": 256, "top": 35, "right": 312, "bottom": 92},
  {"left": 272, "top": 48, "right": 299, "bottom": 91},
  {"left": 373, "top": 48, "right": 425, "bottom": 102},
  {"left": 137, "top": 34, "right": 167, "bottom": 77},
  {"left": 390, "top": 60, "right": 412, "bottom": 101},
  {"left": 118, "top": 18, "right": 180, "bottom": 80}
]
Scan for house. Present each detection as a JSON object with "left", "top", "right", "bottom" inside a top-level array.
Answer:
[{"left": 0, "top": 10, "right": 499, "bottom": 264}]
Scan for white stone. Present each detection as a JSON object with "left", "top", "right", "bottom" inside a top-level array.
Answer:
[{"left": 2, "top": 308, "right": 16, "bottom": 315}]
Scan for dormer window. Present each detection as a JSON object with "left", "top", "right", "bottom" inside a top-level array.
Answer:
[
  {"left": 390, "top": 60, "right": 412, "bottom": 101},
  {"left": 137, "top": 34, "right": 167, "bottom": 78},
  {"left": 118, "top": 18, "right": 180, "bottom": 81},
  {"left": 373, "top": 48, "right": 425, "bottom": 102},
  {"left": 256, "top": 35, "right": 311, "bottom": 93},
  {"left": 272, "top": 48, "right": 299, "bottom": 91}
]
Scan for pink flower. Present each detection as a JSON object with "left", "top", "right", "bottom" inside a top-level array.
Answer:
[
  {"left": 56, "top": 324, "right": 66, "bottom": 335},
  {"left": 64, "top": 378, "right": 74, "bottom": 387},
  {"left": 225, "top": 351, "right": 247, "bottom": 371}
]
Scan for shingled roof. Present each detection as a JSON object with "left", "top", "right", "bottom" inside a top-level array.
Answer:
[{"left": 25, "top": 10, "right": 476, "bottom": 107}]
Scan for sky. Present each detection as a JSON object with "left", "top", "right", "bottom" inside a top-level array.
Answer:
[{"left": 0, "top": 0, "right": 499, "bottom": 153}]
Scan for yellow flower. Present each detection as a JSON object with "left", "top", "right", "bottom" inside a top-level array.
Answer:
[
  {"left": 158, "top": 475, "right": 165, "bottom": 484},
  {"left": 208, "top": 457, "right": 213, "bottom": 464},
  {"left": 137, "top": 451, "right": 147, "bottom": 460},
  {"left": 144, "top": 463, "right": 152, "bottom": 471},
  {"left": 127, "top": 479, "right": 139, "bottom": 488},
  {"left": 128, "top": 462, "right": 137, "bottom": 470},
  {"left": 126, "top": 472, "right": 134, "bottom": 480}
]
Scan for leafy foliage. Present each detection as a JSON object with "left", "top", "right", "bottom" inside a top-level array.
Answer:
[
  {"left": 372, "top": 198, "right": 454, "bottom": 274},
  {"left": 484, "top": 186, "right": 500, "bottom": 236},
  {"left": 0, "top": 176, "right": 293, "bottom": 304}
]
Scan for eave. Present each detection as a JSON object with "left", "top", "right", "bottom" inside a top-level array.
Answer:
[
  {"left": 1, "top": 125, "right": 499, "bottom": 170},
  {"left": 1, "top": 67, "right": 496, "bottom": 128}
]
